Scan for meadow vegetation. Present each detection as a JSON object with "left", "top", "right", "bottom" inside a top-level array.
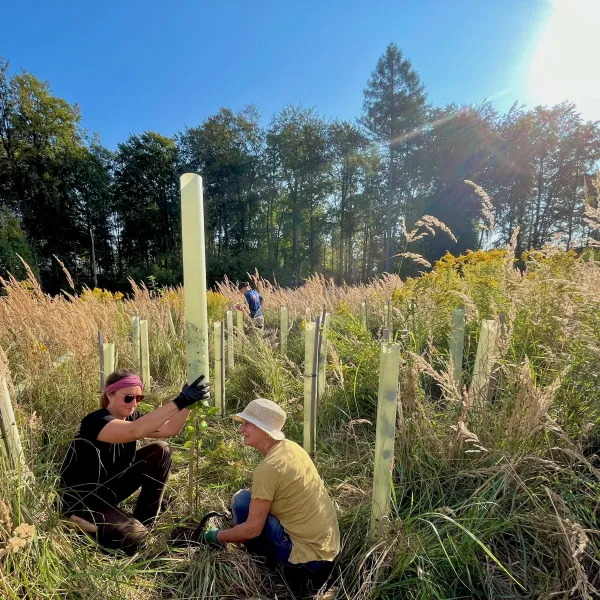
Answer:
[{"left": 2, "top": 244, "right": 600, "bottom": 599}]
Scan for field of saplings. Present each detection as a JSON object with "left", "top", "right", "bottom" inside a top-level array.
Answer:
[{"left": 2, "top": 244, "right": 600, "bottom": 599}]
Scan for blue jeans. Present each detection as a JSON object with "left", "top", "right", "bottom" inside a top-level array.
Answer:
[
  {"left": 231, "top": 489, "right": 333, "bottom": 579},
  {"left": 231, "top": 489, "right": 293, "bottom": 563}
]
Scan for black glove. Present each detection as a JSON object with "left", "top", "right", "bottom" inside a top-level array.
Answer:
[{"left": 173, "top": 374, "right": 210, "bottom": 410}]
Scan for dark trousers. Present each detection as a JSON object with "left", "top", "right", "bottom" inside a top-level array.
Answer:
[{"left": 65, "top": 441, "right": 172, "bottom": 555}]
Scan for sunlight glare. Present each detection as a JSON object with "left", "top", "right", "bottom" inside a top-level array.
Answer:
[{"left": 528, "top": 0, "right": 600, "bottom": 120}]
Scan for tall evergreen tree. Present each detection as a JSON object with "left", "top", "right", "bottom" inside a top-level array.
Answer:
[{"left": 361, "top": 43, "right": 427, "bottom": 272}]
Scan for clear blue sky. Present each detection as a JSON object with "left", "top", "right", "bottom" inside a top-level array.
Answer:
[{"left": 4, "top": 0, "right": 584, "bottom": 150}]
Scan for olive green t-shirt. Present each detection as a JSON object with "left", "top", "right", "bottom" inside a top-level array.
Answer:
[{"left": 251, "top": 439, "right": 340, "bottom": 564}]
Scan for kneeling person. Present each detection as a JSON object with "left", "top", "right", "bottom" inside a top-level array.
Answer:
[
  {"left": 59, "top": 369, "right": 209, "bottom": 555},
  {"left": 203, "top": 399, "right": 340, "bottom": 591}
]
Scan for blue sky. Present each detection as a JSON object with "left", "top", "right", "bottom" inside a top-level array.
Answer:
[{"left": 5, "top": 0, "right": 593, "bottom": 150}]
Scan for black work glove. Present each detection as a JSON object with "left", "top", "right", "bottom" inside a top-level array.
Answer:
[{"left": 173, "top": 374, "right": 210, "bottom": 410}]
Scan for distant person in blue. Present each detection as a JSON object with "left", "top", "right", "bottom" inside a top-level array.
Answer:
[{"left": 238, "top": 282, "right": 264, "bottom": 329}]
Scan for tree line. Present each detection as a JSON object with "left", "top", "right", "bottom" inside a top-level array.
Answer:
[{"left": 1, "top": 43, "right": 599, "bottom": 293}]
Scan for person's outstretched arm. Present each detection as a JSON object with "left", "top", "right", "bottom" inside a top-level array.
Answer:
[
  {"left": 150, "top": 407, "right": 191, "bottom": 438},
  {"left": 213, "top": 498, "right": 271, "bottom": 543}
]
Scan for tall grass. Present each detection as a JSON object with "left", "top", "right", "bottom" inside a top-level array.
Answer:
[{"left": 2, "top": 245, "right": 600, "bottom": 598}]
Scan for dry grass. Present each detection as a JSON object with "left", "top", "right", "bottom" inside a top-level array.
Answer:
[{"left": 2, "top": 241, "right": 600, "bottom": 598}]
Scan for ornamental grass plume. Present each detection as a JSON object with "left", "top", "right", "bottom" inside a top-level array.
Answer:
[
  {"left": 395, "top": 252, "right": 432, "bottom": 268},
  {"left": 0, "top": 522, "right": 35, "bottom": 558},
  {"left": 507, "top": 357, "right": 566, "bottom": 442},
  {"left": 465, "top": 179, "right": 495, "bottom": 232},
  {"left": 395, "top": 215, "right": 456, "bottom": 272},
  {"left": 0, "top": 501, "right": 12, "bottom": 539}
]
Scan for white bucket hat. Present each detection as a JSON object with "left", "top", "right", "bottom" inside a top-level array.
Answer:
[{"left": 232, "top": 398, "right": 287, "bottom": 440}]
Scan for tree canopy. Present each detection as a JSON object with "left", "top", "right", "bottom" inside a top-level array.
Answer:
[{"left": 1, "top": 46, "right": 599, "bottom": 293}]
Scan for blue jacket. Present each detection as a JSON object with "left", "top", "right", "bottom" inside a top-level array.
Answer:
[{"left": 244, "top": 290, "right": 264, "bottom": 318}]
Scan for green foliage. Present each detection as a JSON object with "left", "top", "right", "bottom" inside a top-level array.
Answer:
[
  {"left": 2, "top": 51, "right": 600, "bottom": 292},
  {"left": 0, "top": 208, "right": 36, "bottom": 280},
  {"left": 5, "top": 252, "right": 600, "bottom": 598}
]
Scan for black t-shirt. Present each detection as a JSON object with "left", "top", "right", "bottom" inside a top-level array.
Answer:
[{"left": 59, "top": 408, "right": 141, "bottom": 509}]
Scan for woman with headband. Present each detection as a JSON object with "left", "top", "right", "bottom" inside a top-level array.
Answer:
[{"left": 59, "top": 368, "right": 209, "bottom": 555}]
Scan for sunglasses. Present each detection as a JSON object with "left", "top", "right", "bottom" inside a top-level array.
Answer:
[{"left": 122, "top": 394, "right": 144, "bottom": 404}]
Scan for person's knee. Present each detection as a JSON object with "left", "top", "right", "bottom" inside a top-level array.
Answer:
[
  {"left": 232, "top": 489, "right": 251, "bottom": 507},
  {"left": 146, "top": 440, "right": 172, "bottom": 457},
  {"left": 231, "top": 489, "right": 251, "bottom": 524},
  {"left": 120, "top": 519, "right": 148, "bottom": 555},
  {"left": 139, "top": 441, "right": 172, "bottom": 472},
  {"left": 98, "top": 517, "right": 148, "bottom": 555}
]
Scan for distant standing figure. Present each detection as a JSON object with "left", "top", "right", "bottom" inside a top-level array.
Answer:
[{"left": 238, "top": 282, "right": 264, "bottom": 329}]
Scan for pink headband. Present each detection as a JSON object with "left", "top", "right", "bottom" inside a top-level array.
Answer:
[{"left": 105, "top": 375, "right": 144, "bottom": 394}]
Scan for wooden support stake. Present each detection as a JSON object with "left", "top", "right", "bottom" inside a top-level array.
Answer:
[
  {"left": 450, "top": 308, "right": 465, "bottom": 386},
  {"left": 140, "top": 319, "right": 150, "bottom": 389},
  {"left": 499, "top": 312, "right": 507, "bottom": 338},
  {"left": 180, "top": 173, "right": 211, "bottom": 515},
  {"left": 310, "top": 316, "right": 321, "bottom": 456},
  {"left": 471, "top": 319, "right": 499, "bottom": 410},
  {"left": 370, "top": 341, "right": 402, "bottom": 539},
  {"left": 318, "top": 312, "right": 330, "bottom": 399},
  {"left": 280, "top": 306, "right": 289, "bottom": 354},
  {"left": 383, "top": 328, "right": 390, "bottom": 342},
  {"left": 214, "top": 321, "right": 225, "bottom": 416},
  {"left": 131, "top": 315, "right": 141, "bottom": 373},
  {"left": 227, "top": 310, "right": 234, "bottom": 370},
  {"left": 303, "top": 319, "right": 321, "bottom": 456},
  {"left": 0, "top": 410, "right": 10, "bottom": 462},
  {"left": 103, "top": 343, "right": 115, "bottom": 383},
  {"left": 0, "top": 377, "right": 25, "bottom": 470},
  {"left": 98, "top": 331, "right": 105, "bottom": 391}
]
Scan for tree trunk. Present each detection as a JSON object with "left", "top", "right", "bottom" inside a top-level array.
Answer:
[
  {"left": 292, "top": 214, "right": 300, "bottom": 285},
  {"left": 89, "top": 226, "right": 98, "bottom": 288},
  {"left": 361, "top": 219, "right": 369, "bottom": 282},
  {"left": 532, "top": 156, "right": 544, "bottom": 248},
  {"left": 347, "top": 231, "right": 353, "bottom": 284},
  {"left": 385, "top": 148, "right": 393, "bottom": 272}
]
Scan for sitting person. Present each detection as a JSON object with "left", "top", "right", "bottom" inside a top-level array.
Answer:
[
  {"left": 202, "top": 398, "right": 340, "bottom": 593},
  {"left": 59, "top": 369, "right": 209, "bottom": 555}
]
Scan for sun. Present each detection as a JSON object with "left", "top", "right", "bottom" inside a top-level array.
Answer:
[{"left": 528, "top": 0, "right": 600, "bottom": 120}]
